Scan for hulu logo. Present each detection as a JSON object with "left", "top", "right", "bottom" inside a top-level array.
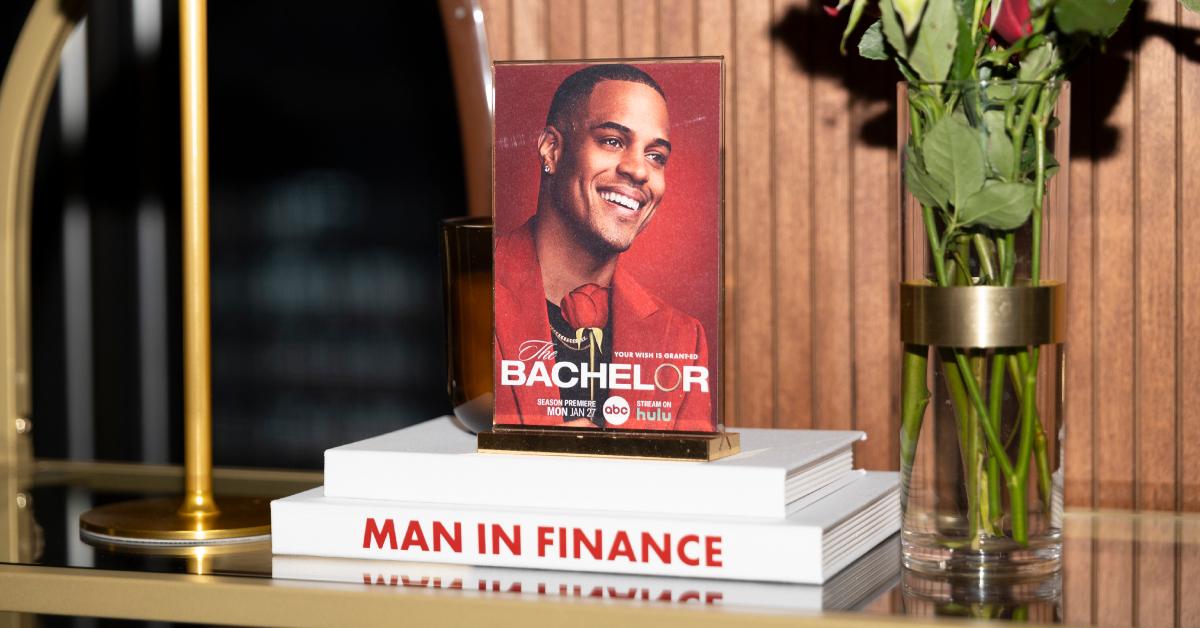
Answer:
[{"left": 636, "top": 408, "right": 672, "bottom": 422}]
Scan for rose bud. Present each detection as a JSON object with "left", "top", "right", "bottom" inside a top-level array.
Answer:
[
  {"left": 989, "top": 0, "right": 1033, "bottom": 44},
  {"left": 560, "top": 283, "right": 610, "bottom": 331}
]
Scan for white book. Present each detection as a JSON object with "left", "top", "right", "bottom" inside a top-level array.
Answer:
[
  {"left": 271, "top": 471, "right": 900, "bottom": 584},
  {"left": 324, "top": 416, "right": 865, "bottom": 519},
  {"left": 272, "top": 534, "right": 900, "bottom": 612}
]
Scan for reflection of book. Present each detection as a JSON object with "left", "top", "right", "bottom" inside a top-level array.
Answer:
[
  {"left": 271, "top": 535, "right": 900, "bottom": 612},
  {"left": 324, "top": 416, "right": 864, "bottom": 518},
  {"left": 271, "top": 472, "right": 899, "bottom": 584}
]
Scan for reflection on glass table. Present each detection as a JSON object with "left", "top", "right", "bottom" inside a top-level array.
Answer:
[{"left": 2, "top": 460, "right": 1199, "bottom": 626}]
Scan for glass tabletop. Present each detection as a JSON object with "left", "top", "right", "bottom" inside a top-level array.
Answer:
[{"left": 2, "top": 459, "right": 1197, "bottom": 626}]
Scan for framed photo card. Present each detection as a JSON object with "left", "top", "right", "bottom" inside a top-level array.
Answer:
[{"left": 491, "top": 58, "right": 724, "bottom": 434}]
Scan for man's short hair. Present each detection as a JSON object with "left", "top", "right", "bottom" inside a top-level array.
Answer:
[{"left": 546, "top": 64, "right": 666, "bottom": 132}]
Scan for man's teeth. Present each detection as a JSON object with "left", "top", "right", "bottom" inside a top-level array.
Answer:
[{"left": 600, "top": 191, "right": 641, "bottom": 211}]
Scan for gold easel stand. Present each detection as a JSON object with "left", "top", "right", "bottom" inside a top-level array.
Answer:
[
  {"left": 78, "top": 0, "right": 269, "bottom": 546},
  {"left": 479, "top": 426, "right": 741, "bottom": 461}
]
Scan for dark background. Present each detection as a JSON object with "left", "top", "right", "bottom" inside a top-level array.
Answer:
[{"left": 3, "top": 1, "right": 464, "bottom": 469}]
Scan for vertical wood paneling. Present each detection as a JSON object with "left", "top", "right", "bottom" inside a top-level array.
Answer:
[
  {"left": 481, "top": 0, "right": 513, "bottom": 60},
  {"left": 584, "top": 0, "right": 621, "bottom": 58},
  {"left": 658, "top": 0, "right": 696, "bottom": 56},
  {"left": 772, "top": 0, "right": 814, "bottom": 429},
  {"left": 620, "top": 0, "right": 658, "bottom": 57},
  {"left": 1062, "top": 515, "right": 1094, "bottom": 625},
  {"left": 1135, "top": 0, "right": 1178, "bottom": 511},
  {"left": 850, "top": 81, "right": 896, "bottom": 468},
  {"left": 1095, "top": 518, "right": 1135, "bottom": 626},
  {"left": 1135, "top": 518, "right": 1177, "bottom": 627},
  {"left": 1183, "top": 520, "right": 1200, "bottom": 625},
  {"left": 1183, "top": 2, "right": 1200, "bottom": 512},
  {"left": 547, "top": 0, "right": 583, "bottom": 59},
  {"left": 696, "top": 0, "right": 737, "bottom": 425},
  {"left": 489, "top": 0, "right": 1200, "bottom": 506},
  {"left": 732, "top": 0, "right": 775, "bottom": 427},
  {"left": 809, "top": 10, "right": 852, "bottom": 430},
  {"left": 511, "top": 0, "right": 547, "bottom": 59},
  {"left": 1065, "top": 62, "right": 1096, "bottom": 508},
  {"left": 1093, "top": 31, "right": 1137, "bottom": 510}
]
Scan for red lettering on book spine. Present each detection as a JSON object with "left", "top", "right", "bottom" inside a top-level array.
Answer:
[
  {"left": 536, "top": 526, "right": 554, "bottom": 557},
  {"left": 705, "top": 536, "right": 723, "bottom": 567},
  {"left": 641, "top": 532, "right": 671, "bottom": 564},
  {"left": 678, "top": 534, "right": 700, "bottom": 566},
  {"left": 363, "top": 518, "right": 397, "bottom": 549},
  {"left": 574, "top": 528, "right": 602, "bottom": 559},
  {"left": 433, "top": 521, "right": 462, "bottom": 552},
  {"left": 491, "top": 524, "right": 521, "bottom": 555},
  {"left": 401, "top": 520, "right": 429, "bottom": 551},
  {"left": 606, "top": 531, "right": 635, "bottom": 561}
]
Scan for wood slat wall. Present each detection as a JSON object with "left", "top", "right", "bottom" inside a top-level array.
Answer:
[{"left": 478, "top": 0, "right": 1200, "bottom": 511}]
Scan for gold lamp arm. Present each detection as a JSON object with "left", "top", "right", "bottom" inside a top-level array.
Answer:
[{"left": 0, "top": 0, "right": 86, "bottom": 467}]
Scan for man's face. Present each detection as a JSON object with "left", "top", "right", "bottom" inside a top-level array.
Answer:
[{"left": 550, "top": 80, "right": 671, "bottom": 254}]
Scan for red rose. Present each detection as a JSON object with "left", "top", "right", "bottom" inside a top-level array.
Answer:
[
  {"left": 560, "top": 284, "right": 610, "bottom": 330},
  {"left": 989, "top": 0, "right": 1033, "bottom": 44}
]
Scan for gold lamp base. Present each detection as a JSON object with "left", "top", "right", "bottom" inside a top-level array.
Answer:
[{"left": 79, "top": 497, "right": 271, "bottom": 547}]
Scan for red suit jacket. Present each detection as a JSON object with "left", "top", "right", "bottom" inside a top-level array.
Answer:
[{"left": 493, "top": 219, "right": 715, "bottom": 432}]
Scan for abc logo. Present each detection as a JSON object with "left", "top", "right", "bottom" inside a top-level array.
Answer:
[{"left": 602, "top": 395, "right": 630, "bottom": 426}]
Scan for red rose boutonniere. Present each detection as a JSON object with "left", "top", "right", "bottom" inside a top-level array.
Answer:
[
  {"left": 560, "top": 283, "right": 610, "bottom": 336},
  {"left": 560, "top": 284, "right": 610, "bottom": 400}
]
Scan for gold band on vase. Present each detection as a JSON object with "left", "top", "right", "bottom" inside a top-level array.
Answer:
[{"left": 900, "top": 281, "right": 1066, "bottom": 348}]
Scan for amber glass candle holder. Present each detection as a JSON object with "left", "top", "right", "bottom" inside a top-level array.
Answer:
[{"left": 440, "top": 217, "right": 493, "bottom": 433}]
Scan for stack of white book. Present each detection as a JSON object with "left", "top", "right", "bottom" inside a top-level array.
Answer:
[{"left": 271, "top": 417, "right": 900, "bottom": 584}]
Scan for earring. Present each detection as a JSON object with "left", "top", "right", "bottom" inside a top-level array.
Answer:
[{"left": 543, "top": 164, "right": 551, "bottom": 174}]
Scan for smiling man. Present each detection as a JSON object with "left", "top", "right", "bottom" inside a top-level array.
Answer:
[{"left": 492, "top": 64, "right": 715, "bottom": 432}]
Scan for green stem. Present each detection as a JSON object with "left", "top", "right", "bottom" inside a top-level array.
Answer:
[
  {"left": 1012, "top": 355, "right": 1037, "bottom": 545},
  {"left": 900, "top": 345, "right": 930, "bottom": 496},
  {"left": 967, "top": 353, "right": 987, "bottom": 545},
  {"left": 986, "top": 352, "right": 1006, "bottom": 528},
  {"left": 952, "top": 351, "right": 1016, "bottom": 481},
  {"left": 1034, "top": 418, "right": 1053, "bottom": 513},
  {"left": 1031, "top": 114, "right": 1047, "bottom": 285},
  {"left": 972, "top": 234, "right": 997, "bottom": 283},
  {"left": 940, "top": 348, "right": 973, "bottom": 466},
  {"left": 1009, "top": 86, "right": 1041, "bottom": 180},
  {"left": 922, "top": 204, "right": 949, "bottom": 287}
]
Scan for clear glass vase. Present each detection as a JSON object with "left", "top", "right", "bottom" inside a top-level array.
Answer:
[{"left": 898, "top": 80, "right": 1069, "bottom": 577}]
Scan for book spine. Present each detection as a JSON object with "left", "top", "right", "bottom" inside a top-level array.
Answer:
[
  {"left": 323, "top": 452, "right": 784, "bottom": 518},
  {"left": 271, "top": 498, "right": 824, "bottom": 583}
]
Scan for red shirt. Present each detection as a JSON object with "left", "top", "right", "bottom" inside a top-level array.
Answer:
[{"left": 493, "top": 219, "right": 715, "bottom": 432}]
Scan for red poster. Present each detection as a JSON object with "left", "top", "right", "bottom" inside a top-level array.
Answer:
[{"left": 492, "top": 59, "right": 723, "bottom": 432}]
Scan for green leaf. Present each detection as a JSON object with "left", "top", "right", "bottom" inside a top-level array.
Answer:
[
  {"left": 880, "top": 0, "right": 910, "bottom": 57},
  {"left": 904, "top": 146, "right": 950, "bottom": 208},
  {"left": 895, "top": 0, "right": 929, "bottom": 35},
  {"left": 1184, "top": 0, "right": 1200, "bottom": 14},
  {"left": 858, "top": 20, "right": 889, "bottom": 60},
  {"left": 1053, "top": 0, "right": 1132, "bottom": 37},
  {"left": 909, "top": 0, "right": 958, "bottom": 82},
  {"left": 841, "top": 0, "right": 872, "bottom": 53},
  {"left": 959, "top": 182, "right": 1036, "bottom": 230},
  {"left": 1018, "top": 44, "right": 1055, "bottom": 81},
  {"left": 923, "top": 116, "right": 986, "bottom": 209},
  {"left": 949, "top": 0, "right": 976, "bottom": 80},
  {"left": 983, "top": 110, "right": 1015, "bottom": 180},
  {"left": 985, "top": 81, "right": 1017, "bottom": 102}
]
